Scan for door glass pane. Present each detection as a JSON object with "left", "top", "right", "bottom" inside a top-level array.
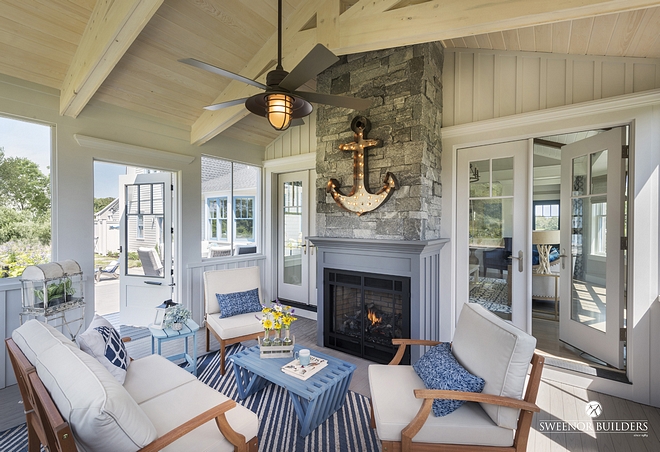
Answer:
[
  {"left": 492, "top": 157, "right": 514, "bottom": 196},
  {"left": 570, "top": 194, "right": 606, "bottom": 332},
  {"left": 125, "top": 183, "right": 165, "bottom": 277},
  {"left": 572, "top": 156, "right": 588, "bottom": 196},
  {"left": 590, "top": 150, "right": 608, "bottom": 195},
  {"left": 469, "top": 198, "right": 513, "bottom": 321},
  {"left": 469, "top": 159, "right": 490, "bottom": 197},
  {"left": 283, "top": 180, "right": 303, "bottom": 286}
]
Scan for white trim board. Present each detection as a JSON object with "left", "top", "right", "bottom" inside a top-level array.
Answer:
[{"left": 74, "top": 134, "right": 195, "bottom": 164}]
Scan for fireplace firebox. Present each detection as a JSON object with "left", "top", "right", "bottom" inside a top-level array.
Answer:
[{"left": 324, "top": 268, "right": 411, "bottom": 364}]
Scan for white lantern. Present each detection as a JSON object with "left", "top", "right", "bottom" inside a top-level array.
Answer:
[{"left": 153, "top": 299, "right": 177, "bottom": 329}]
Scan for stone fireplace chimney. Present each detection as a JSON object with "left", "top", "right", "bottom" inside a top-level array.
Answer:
[
  {"left": 315, "top": 42, "right": 443, "bottom": 239},
  {"left": 310, "top": 43, "right": 446, "bottom": 363}
]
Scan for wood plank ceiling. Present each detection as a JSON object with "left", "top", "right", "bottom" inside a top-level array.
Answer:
[{"left": 0, "top": 0, "right": 659, "bottom": 147}]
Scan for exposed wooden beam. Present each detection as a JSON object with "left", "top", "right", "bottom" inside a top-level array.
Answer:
[
  {"left": 191, "top": 0, "right": 318, "bottom": 145},
  {"left": 336, "top": 0, "right": 660, "bottom": 55},
  {"left": 60, "top": 0, "right": 163, "bottom": 117},
  {"left": 317, "top": 0, "right": 341, "bottom": 49}
]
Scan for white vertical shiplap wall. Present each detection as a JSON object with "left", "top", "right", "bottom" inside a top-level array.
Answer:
[
  {"left": 1, "top": 282, "right": 22, "bottom": 388},
  {"left": 265, "top": 111, "right": 316, "bottom": 160},
  {"left": 443, "top": 49, "right": 660, "bottom": 127}
]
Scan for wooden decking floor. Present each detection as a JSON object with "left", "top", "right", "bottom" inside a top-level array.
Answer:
[{"left": 2, "top": 316, "right": 659, "bottom": 451}]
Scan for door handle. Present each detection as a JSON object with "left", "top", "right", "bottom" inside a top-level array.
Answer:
[
  {"left": 559, "top": 248, "right": 568, "bottom": 270},
  {"left": 510, "top": 250, "right": 523, "bottom": 273},
  {"left": 301, "top": 243, "right": 307, "bottom": 254},
  {"left": 309, "top": 243, "right": 316, "bottom": 255},
  {"left": 145, "top": 281, "right": 162, "bottom": 285}
]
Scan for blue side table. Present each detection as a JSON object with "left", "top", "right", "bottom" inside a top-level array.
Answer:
[{"left": 149, "top": 319, "right": 199, "bottom": 376}]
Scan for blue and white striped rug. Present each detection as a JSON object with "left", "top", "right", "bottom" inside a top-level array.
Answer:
[{"left": 0, "top": 344, "right": 381, "bottom": 452}]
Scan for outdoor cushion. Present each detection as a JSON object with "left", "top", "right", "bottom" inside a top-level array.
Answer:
[
  {"left": 216, "top": 288, "right": 262, "bottom": 318},
  {"left": 369, "top": 364, "right": 514, "bottom": 446},
  {"left": 206, "top": 312, "right": 263, "bottom": 340},
  {"left": 139, "top": 379, "right": 259, "bottom": 452},
  {"left": 413, "top": 342, "right": 485, "bottom": 416},
  {"left": 123, "top": 354, "right": 197, "bottom": 405},
  {"left": 12, "top": 320, "right": 157, "bottom": 452},
  {"left": 77, "top": 314, "right": 130, "bottom": 384},
  {"left": 204, "top": 266, "right": 262, "bottom": 316},
  {"left": 451, "top": 303, "right": 537, "bottom": 430}
]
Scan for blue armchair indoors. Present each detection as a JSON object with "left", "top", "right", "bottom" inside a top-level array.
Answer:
[{"left": 482, "top": 237, "right": 512, "bottom": 278}]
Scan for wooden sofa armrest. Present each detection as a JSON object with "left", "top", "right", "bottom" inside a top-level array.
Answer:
[
  {"left": 389, "top": 339, "right": 442, "bottom": 365},
  {"left": 414, "top": 389, "right": 540, "bottom": 412},
  {"left": 139, "top": 399, "right": 249, "bottom": 452}
]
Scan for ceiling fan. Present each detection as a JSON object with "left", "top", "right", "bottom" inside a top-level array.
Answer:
[{"left": 179, "top": 0, "right": 371, "bottom": 131}]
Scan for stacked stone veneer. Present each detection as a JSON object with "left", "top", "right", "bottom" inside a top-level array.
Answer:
[{"left": 315, "top": 42, "right": 443, "bottom": 240}]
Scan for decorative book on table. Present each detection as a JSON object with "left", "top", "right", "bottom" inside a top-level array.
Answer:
[{"left": 281, "top": 356, "right": 328, "bottom": 381}]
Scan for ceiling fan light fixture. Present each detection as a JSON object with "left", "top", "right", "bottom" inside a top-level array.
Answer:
[{"left": 266, "top": 93, "right": 293, "bottom": 131}]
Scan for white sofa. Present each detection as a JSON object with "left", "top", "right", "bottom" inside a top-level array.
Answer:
[
  {"left": 369, "top": 303, "right": 544, "bottom": 451},
  {"left": 10, "top": 319, "right": 259, "bottom": 452}
]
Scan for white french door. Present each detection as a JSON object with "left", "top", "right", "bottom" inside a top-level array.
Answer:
[
  {"left": 559, "top": 127, "right": 626, "bottom": 369},
  {"left": 457, "top": 140, "right": 530, "bottom": 331},
  {"left": 277, "top": 170, "right": 317, "bottom": 304},
  {"left": 119, "top": 171, "right": 173, "bottom": 326}
]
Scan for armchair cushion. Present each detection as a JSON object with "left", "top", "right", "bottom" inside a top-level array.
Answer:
[
  {"left": 77, "top": 314, "right": 130, "bottom": 384},
  {"left": 369, "top": 364, "right": 514, "bottom": 446},
  {"left": 204, "top": 266, "right": 262, "bottom": 316},
  {"left": 206, "top": 312, "right": 264, "bottom": 341},
  {"left": 413, "top": 343, "right": 485, "bottom": 417},
  {"left": 452, "top": 303, "right": 536, "bottom": 430},
  {"left": 216, "top": 288, "right": 262, "bottom": 318}
]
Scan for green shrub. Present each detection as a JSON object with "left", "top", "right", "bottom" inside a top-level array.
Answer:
[{"left": 0, "top": 241, "right": 50, "bottom": 278}]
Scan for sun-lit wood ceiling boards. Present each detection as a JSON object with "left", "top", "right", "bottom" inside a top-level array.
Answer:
[
  {"left": 190, "top": 0, "right": 318, "bottom": 145},
  {"left": 443, "top": 6, "right": 660, "bottom": 59},
  {"left": 0, "top": 0, "right": 93, "bottom": 89},
  {"left": 337, "top": 0, "right": 660, "bottom": 55},
  {"left": 59, "top": 0, "right": 164, "bottom": 118}
]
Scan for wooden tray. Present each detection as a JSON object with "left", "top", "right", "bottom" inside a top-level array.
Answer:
[{"left": 259, "top": 334, "right": 295, "bottom": 358}]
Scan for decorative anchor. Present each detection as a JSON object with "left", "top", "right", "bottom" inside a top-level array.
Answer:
[{"left": 327, "top": 116, "right": 399, "bottom": 216}]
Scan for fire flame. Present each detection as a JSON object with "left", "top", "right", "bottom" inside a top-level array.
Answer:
[{"left": 367, "top": 309, "right": 382, "bottom": 325}]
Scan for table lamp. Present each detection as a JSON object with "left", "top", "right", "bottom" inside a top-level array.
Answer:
[{"left": 532, "top": 230, "right": 560, "bottom": 274}]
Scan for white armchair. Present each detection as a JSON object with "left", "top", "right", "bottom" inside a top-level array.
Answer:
[
  {"left": 369, "top": 303, "right": 544, "bottom": 452},
  {"left": 203, "top": 266, "right": 265, "bottom": 375}
]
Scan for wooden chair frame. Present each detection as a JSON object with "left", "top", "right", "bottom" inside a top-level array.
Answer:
[
  {"left": 370, "top": 338, "right": 545, "bottom": 452},
  {"left": 6, "top": 338, "right": 258, "bottom": 452}
]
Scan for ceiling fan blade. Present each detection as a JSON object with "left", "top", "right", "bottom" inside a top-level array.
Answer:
[
  {"left": 290, "top": 118, "right": 305, "bottom": 127},
  {"left": 203, "top": 97, "right": 250, "bottom": 111},
  {"left": 179, "top": 58, "right": 267, "bottom": 90},
  {"left": 279, "top": 44, "right": 339, "bottom": 91},
  {"left": 295, "top": 91, "right": 371, "bottom": 110}
]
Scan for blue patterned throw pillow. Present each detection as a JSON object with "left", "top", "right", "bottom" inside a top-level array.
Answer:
[
  {"left": 77, "top": 314, "right": 130, "bottom": 384},
  {"left": 413, "top": 342, "right": 485, "bottom": 417},
  {"left": 216, "top": 288, "right": 262, "bottom": 318}
]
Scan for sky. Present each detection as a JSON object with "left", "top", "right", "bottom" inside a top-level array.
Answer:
[{"left": 0, "top": 115, "right": 126, "bottom": 199}]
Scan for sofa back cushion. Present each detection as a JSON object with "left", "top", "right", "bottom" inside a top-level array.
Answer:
[
  {"left": 12, "top": 320, "right": 157, "bottom": 452},
  {"left": 451, "top": 303, "right": 536, "bottom": 430},
  {"left": 204, "top": 266, "right": 262, "bottom": 316}
]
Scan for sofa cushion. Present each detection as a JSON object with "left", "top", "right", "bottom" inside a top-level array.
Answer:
[
  {"left": 123, "top": 354, "right": 197, "bottom": 405},
  {"left": 216, "top": 288, "right": 262, "bottom": 318},
  {"left": 12, "top": 320, "right": 158, "bottom": 452},
  {"left": 451, "top": 303, "right": 537, "bottom": 430},
  {"left": 369, "top": 364, "right": 514, "bottom": 446},
  {"left": 206, "top": 312, "right": 263, "bottom": 340},
  {"left": 413, "top": 343, "right": 485, "bottom": 417},
  {"left": 138, "top": 379, "right": 259, "bottom": 452},
  {"left": 77, "top": 314, "right": 130, "bottom": 384}
]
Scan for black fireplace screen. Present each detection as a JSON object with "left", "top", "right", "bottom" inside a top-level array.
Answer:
[{"left": 324, "top": 268, "right": 410, "bottom": 364}]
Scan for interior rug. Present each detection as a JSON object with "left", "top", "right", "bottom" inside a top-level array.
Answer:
[{"left": 470, "top": 276, "right": 511, "bottom": 314}]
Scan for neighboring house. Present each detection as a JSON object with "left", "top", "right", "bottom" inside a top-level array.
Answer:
[
  {"left": 93, "top": 198, "right": 120, "bottom": 256},
  {"left": 0, "top": 2, "right": 658, "bottom": 414}
]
